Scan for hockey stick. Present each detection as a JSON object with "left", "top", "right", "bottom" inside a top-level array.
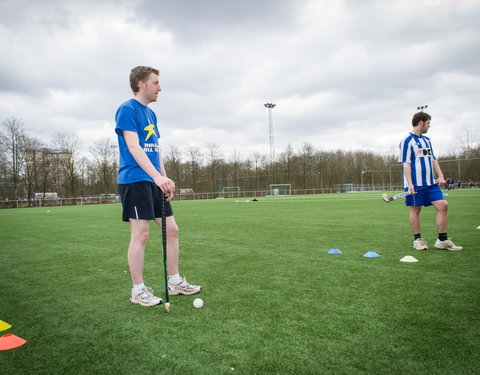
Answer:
[
  {"left": 161, "top": 192, "right": 170, "bottom": 313},
  {"left": 382, "top": 191, "right": 412, "bottom": 203}
]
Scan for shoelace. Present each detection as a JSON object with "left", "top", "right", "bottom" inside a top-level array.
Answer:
[
  {"left": 173, "top": 280, "right": 192, "bottom": 290},
  {"left": 139, "top": 287, "right": 155, "bottom": 298},
  {"left": 169, "top": 278, "right": 186, "bottom": 287}
]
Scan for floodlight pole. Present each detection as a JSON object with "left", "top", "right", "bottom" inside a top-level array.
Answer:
[{"left": 264, "top": 103, "right": 276, "bottom": 164}]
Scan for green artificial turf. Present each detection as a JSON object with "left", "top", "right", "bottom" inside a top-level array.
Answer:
[{"left": 1, "top": 190, "right": 479, "bottom": 374}]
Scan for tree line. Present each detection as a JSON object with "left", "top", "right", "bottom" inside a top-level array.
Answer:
[{"left": 1, "top": 117, "right": 479, "bottom": 200}]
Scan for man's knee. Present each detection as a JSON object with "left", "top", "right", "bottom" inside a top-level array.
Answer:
[
  {"left": 410, "top": 206, "right": 422, "bottom": 215},
  {"left": 131, "top": 224, "right": 150, "bottom": 244},
  {"left": 434, "top": 200, "right": 448, "bottom": 212},
  {"left": 167, "top": 222, "right": 179, "bottom": 238}
]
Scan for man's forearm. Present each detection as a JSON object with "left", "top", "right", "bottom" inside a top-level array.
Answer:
[
  {"left": 403, "top": 162, "right": 414, "bottom": 188},
  {"left": 433, "top": 160, "right": 446, "bottom": 185},
  {"left": 128, "top": 144, "right": 162, "bottom": 181},
  {"left": 433, "top": 160, "right": 444, "bottom": 179}
]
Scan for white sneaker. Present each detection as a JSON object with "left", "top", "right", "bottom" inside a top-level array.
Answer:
[
  {"left": 413, "top": 238, "right": 428, "bottom": 250},
  {"left": 168, "top": 277, "right": 201, "bottom": 296},
  {"left": 130, "top": 287, "right": 163, "bottom": 306},
  {"left": 434, "top": 239, "right": 463, "bottom": 251}
]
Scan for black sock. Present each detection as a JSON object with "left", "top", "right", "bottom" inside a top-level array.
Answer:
[
  {"left": 438, "top": 233, "right": 448, "bottom": 241},
  {"left": 414, "top": 233, "right": 422, "bottom": 240}
]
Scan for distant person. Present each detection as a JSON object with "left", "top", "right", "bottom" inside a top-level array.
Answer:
[
  {"left": 458, "top": 179, "right": 462, "bottom": 189},
  {"left": 448, "top": 178, "right": 454, "bottom": 190},
  {"left": 469, "top": 179, "right": 475, "bottom": 188},
  {"left": 445, "top": 178, "right": 451, "bottom": 190},
  {"left": 398, "top": 112, "right": 463, "bottom": 251},
  {"left": 115, "top": 66, "right": 201, "bottom": 306}
]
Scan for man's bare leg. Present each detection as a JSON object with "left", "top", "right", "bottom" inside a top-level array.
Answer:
[{"left": 128, "top": 219, "right": 150, "bottom": 285}]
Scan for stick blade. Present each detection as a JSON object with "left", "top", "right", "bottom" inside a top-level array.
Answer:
[
  {"left": 382, "top": 193, "right": 391, "bottom": 203},
  {"left": 165, "top": 303, "right": 170, "bottom": 313}
]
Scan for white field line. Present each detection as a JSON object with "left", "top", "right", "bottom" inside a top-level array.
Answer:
[{"left": 234, "top": 195, "right": 386, "bottom": 203}]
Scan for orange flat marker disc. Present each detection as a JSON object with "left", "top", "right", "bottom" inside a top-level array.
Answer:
[{"left": 0, "top": 334, "right": 27, "bottom": 350}]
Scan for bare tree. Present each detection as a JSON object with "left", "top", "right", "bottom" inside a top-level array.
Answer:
[
  {"left": 250, "top": 152, "right": 263, "bottom": 190},
  {"left": 23, "top": 135, "right": 45, "bottom": 203},
  {"left": 230, "top": 149, "right": 242, "bottom": 189},
  {"left": 300, "top": 142, "right": 315, "bottom": 188},
  {"left": 164, "top": 146, "right": 182, "bottom": 186},
  {"left": 1, "top": 117, "right": 26, "bottom": 198},
  {"left": 259, "top": 153, "right": 270, "bottom": 186},
  {"left": 90, "top": 137, "right": 118, "bottom": 195},
  {"left": 206, "top": 143, "right": 223, "bottom": 191},
  {"left": 0, "top": 132, "right": 8, "bottom": 198},
  {"left": 278, "top": 144, "right": 295, "bottom": 183},
  {"left": 77, "top": 157, "right": 92, "bottom": 197},
  {"left": 35, "top": 148, "right": 56, "bottom": 199},
  {"left": 456, "top": 124, "right": 479, "bottom": 158},
  {"left": 54, "top": 132, "right": 81, "bottom": 197},
  {"left": 187, "top": 146, "right": 202, "bottom": 191}
]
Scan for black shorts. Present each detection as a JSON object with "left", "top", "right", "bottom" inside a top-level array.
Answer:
[{"left": 118, "top": 181, "right": 174, "bottom": 222}]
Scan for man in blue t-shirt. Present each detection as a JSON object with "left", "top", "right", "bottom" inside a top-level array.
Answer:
[
  {"left": 115, "top": 66, "right": 201, "bottom": 306},
  {"left": 398, "top": 112, "right": 462, "bottom": 251}
]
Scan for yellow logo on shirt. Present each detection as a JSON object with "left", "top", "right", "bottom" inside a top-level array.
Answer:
[{"left": 144, "top": 124, "right": 156, "bottom": 141}]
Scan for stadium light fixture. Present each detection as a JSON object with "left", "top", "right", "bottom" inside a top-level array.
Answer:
[{"left": 417, "top": 105, "right": 428, "bottom": 112}]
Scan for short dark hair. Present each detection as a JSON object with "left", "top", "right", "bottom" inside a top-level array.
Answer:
[
  {"left": 412, "top": 112, "right": 431, "bottom": 127},
  {"left": 129, "top": 66, "right": 159, "bottom": 93}
]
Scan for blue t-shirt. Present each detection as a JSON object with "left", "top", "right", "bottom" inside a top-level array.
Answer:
[
  {"left": 398, "top": 133, "right": 437, "bottom": 190},
  {"left": 115, "top": 99, "right": 161, "bottom": 184}
]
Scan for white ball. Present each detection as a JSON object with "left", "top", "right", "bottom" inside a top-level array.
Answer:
[{"left": 193, "top": 298, "right": 203, "bottom": 309}]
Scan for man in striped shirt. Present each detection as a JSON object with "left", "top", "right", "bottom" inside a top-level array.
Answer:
[{"left": 398, "top": 112, "right": 462, "bottom": 251}]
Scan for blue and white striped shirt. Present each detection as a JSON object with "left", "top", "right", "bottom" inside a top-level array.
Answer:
[{"left": 398, "top": 133, "right": 437, "bottom": 189}]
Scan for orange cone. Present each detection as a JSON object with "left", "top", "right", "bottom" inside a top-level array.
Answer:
[{"left": 0, "top": 334, "right": 27, "bottom": 350}]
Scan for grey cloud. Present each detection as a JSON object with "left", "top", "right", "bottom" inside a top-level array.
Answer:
[{"left": 131, "top": 0, "right": 299, "bottom": 41}]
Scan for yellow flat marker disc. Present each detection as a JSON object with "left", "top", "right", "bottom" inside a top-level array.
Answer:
[{"left": 0, "top": 320, "right": 11, "bottom": 332}]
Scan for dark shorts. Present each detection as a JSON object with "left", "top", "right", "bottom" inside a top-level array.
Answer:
[
  {"left": 405, "top": 185, "right": 444, "bottom": 207},
  {"left": 118, "top": 181, "right": 173, "bottom": 222}
]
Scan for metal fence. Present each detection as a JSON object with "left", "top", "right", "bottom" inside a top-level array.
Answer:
[
  {"left": 0, "top": 184, "right": 412, "bottom": 209},
  {"left": 0, "top": 196, "right": 121, "bottom": 209}
]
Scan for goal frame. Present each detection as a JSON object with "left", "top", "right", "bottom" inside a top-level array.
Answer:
[
  {"left": 220, "top": 186, "right": 240, "bottom": 198},
  {"left": 265, "top": 184, "right": 292, "bottom": 197}
]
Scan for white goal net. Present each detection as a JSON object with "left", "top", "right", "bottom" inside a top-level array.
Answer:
[
  {"left": 220, "top": 186, "right": 240, "bottom": 198},
  {"left": 266, "top": 184, "right": 291, "bottom": 196}
]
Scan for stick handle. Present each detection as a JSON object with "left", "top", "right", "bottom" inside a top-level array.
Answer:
[
  {"left": 392, "top": 191, "right": 412, "bottom": 200},
  {"left": 161, "top": 192, "right": 170, "bottom": 311}
]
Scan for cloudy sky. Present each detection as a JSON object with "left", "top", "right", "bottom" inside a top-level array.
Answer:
[{"left": 1, "top": 0, "right": 479, "bottom": 161}]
